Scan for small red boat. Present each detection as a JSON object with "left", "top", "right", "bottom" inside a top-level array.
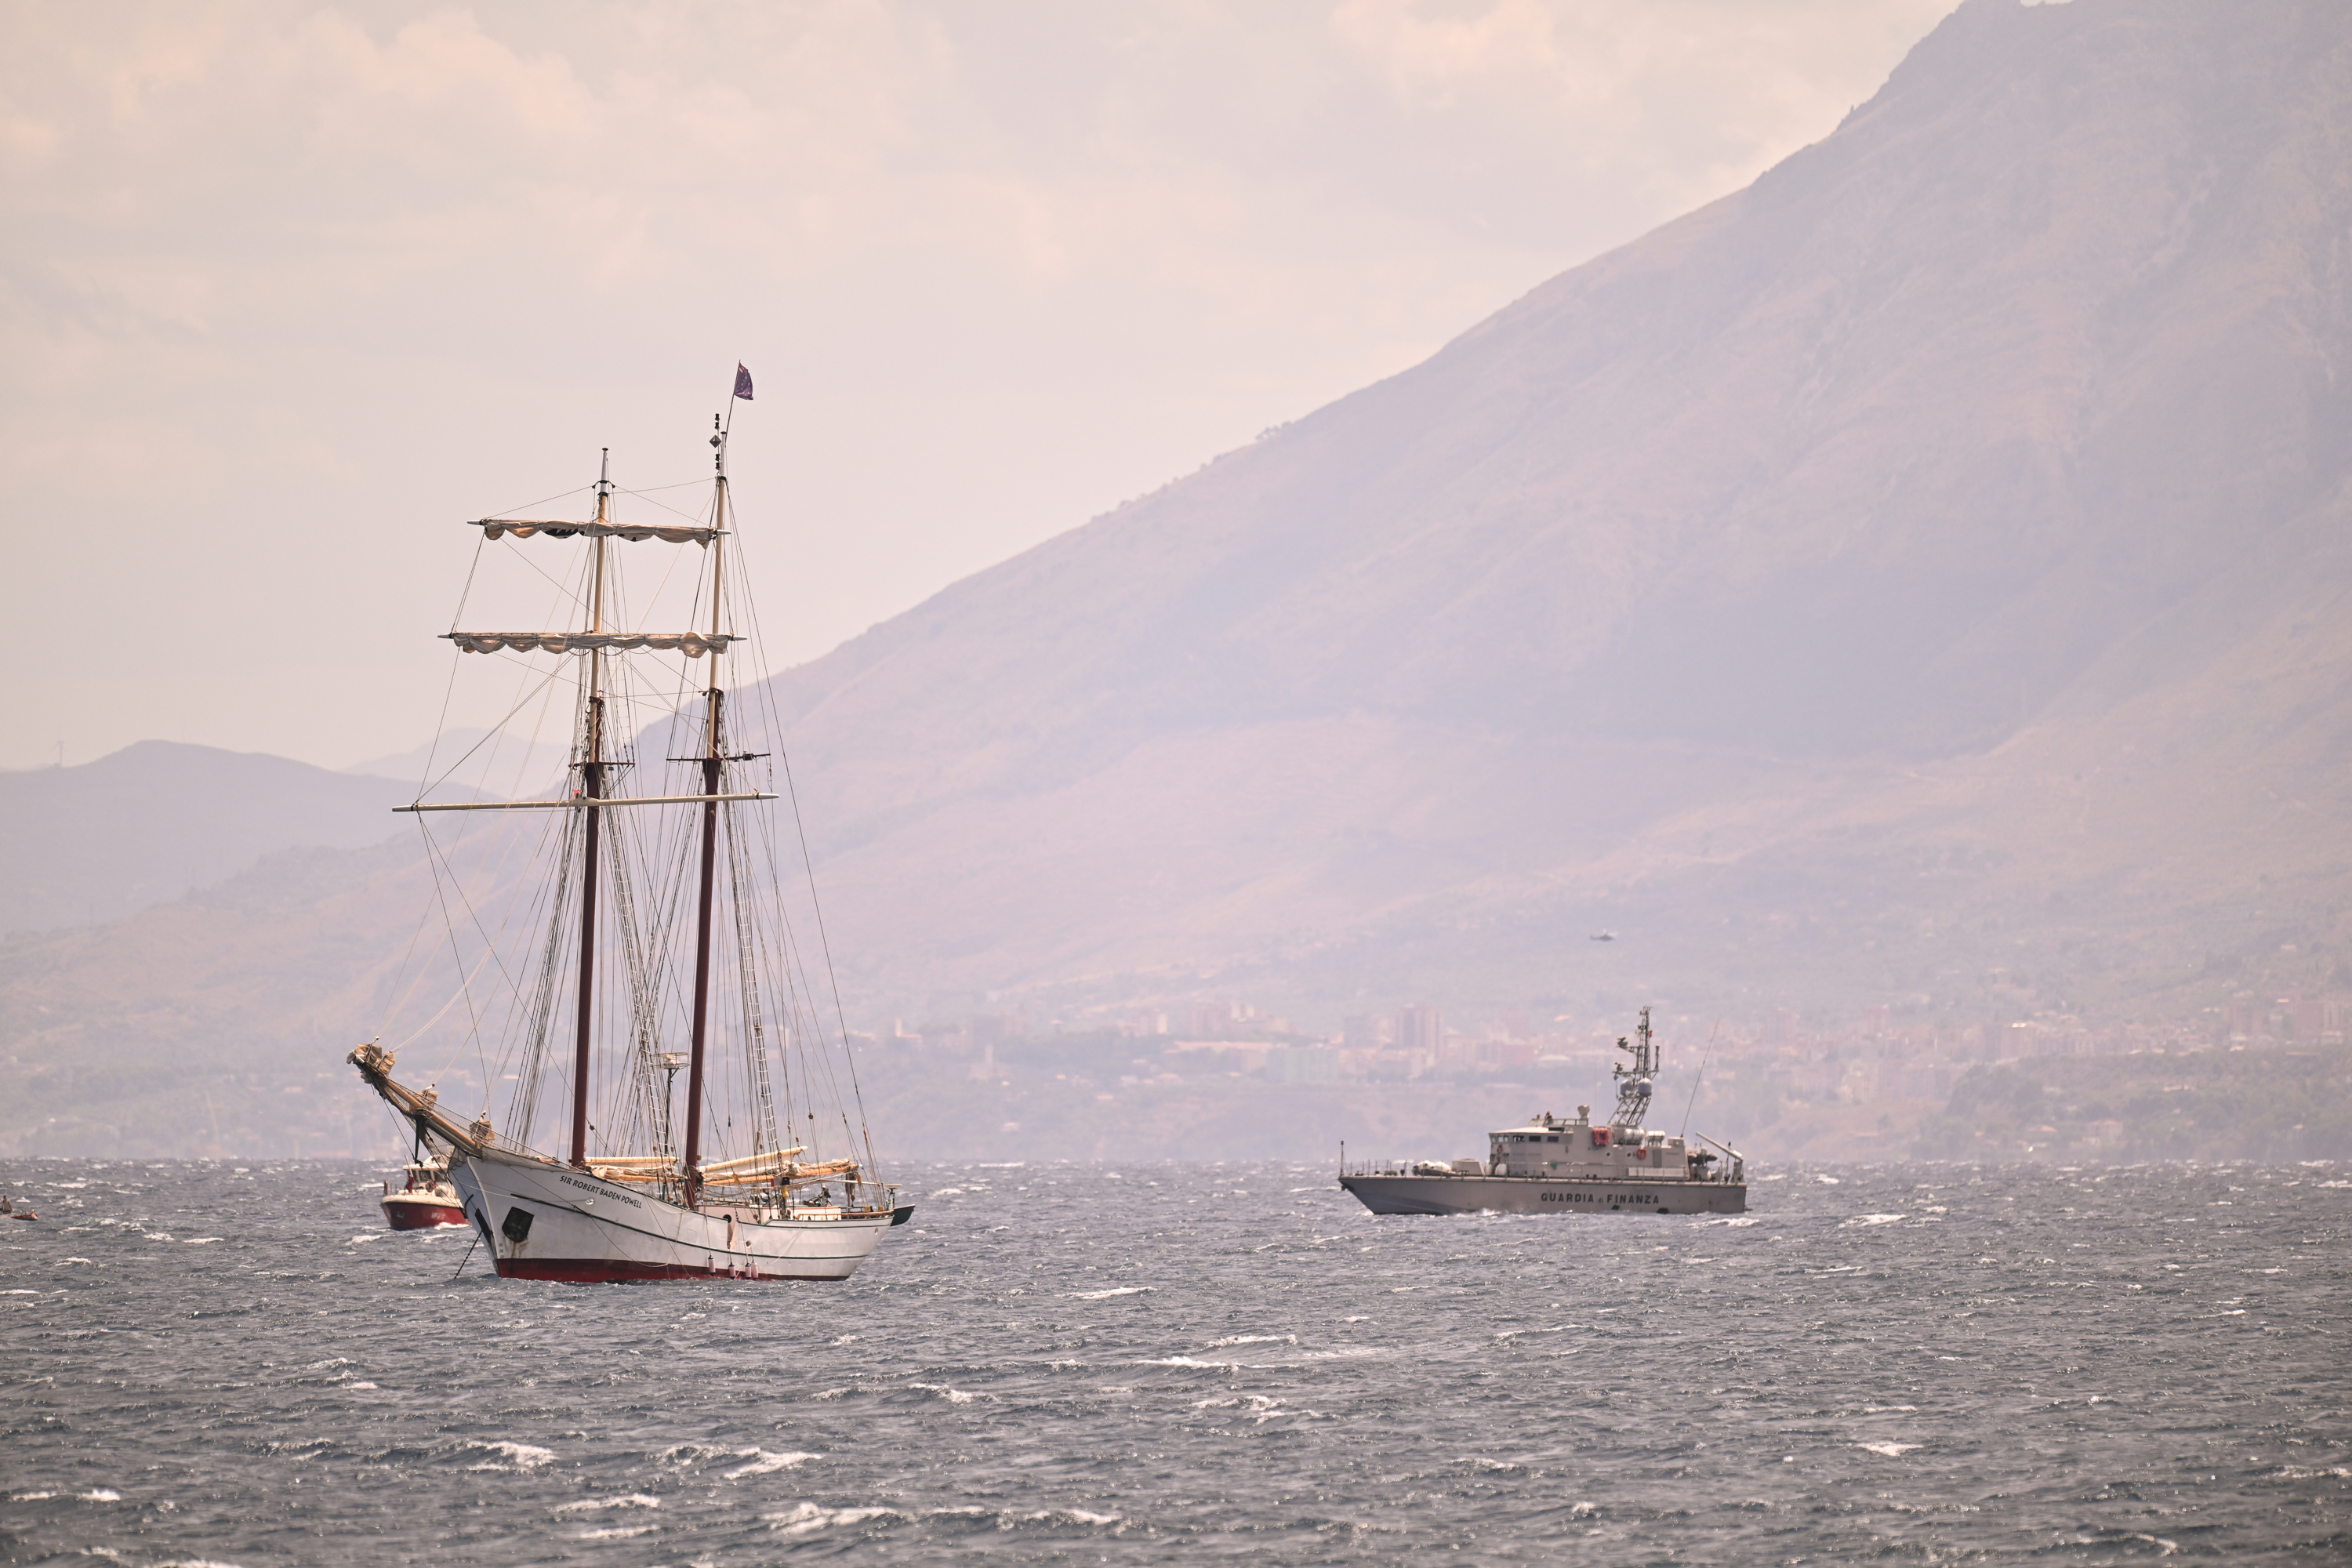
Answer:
[{"left": 381, "top": 1158, "right": 468, "bottom": 1230}]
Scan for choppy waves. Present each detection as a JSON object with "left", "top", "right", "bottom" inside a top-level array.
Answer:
[{"left": 1, "top": 1157, "right": 2346, "bottom": 1563}]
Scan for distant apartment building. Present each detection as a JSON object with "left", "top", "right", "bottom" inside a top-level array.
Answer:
[
  {"left": 1187, "top": 1000, "right": 1254, "bottom": 1037},
  {"left": 1396, "top": 1004, "right": 1443, "bottom": 1054}
]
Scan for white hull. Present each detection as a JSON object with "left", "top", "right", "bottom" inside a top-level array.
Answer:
[{"left": 452, "top": 1152, "right": 895, "bottom": 1283}]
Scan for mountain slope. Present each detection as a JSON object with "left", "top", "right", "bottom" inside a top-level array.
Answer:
[
  {"left": 0, "top": 742, "right": 442, "bottom": 935},
  {"left": 707, "top": 0, "right": 2352, "bottom": 1004}
]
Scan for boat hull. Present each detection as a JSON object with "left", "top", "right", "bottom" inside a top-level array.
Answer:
[
  {"left": 381, "top": 1193, "right": 468, "bottom": 1230},
  {"left": 452, "top": 1153, "right": 893, "bottom": 1283},
  {"left": 1340, "top": 1173, "right": 1746, "bottom": 1216}
]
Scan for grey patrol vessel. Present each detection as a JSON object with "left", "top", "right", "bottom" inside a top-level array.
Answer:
[{"left": 1338, "top": 1007, "right": 1748, "bottom": 1216}]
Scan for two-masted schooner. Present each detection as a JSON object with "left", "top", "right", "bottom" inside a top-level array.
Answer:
[{"left": 351, "top": 367, "right": 909, "bottom": 1281}]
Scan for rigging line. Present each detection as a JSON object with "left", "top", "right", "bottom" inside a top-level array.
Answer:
[
  {"left": 447, "top": 532, "right": 489, "bottom": 636},
  {"left": 411, "top": 665, "right": 567, "bottom": 798},
  {"left": 489, "top": 528, "right": 596, "bottom": 615},
  {"left": 419, "top": 804, "right": 567, "bottom": 1097},
  {"left": 1679, "top": 1022, "right": 1721, "bottom": 1139},
  {"left": 418, "top": 637, "right": 469, "bottom": 797},
  {"left": 484, "top": 481, "right": 596, "bottom": 519},
  {"left": 774, "top": 735, "right": 878, "bottom": 1179},
  {"left": 614, "top": 485, "right": 723, "bottom": 523},
  {"left": 418, "top": 818, "right": 539, "bottom": 1023},
  {"left": 373, "top": 816, "right": 456, "bottom": 1038},
  {"left": 419, "top": 836, "right": 488, "bottom": 1070},
  {"left": 389, "top": 898, "right": 514, "bottom": 1053}
]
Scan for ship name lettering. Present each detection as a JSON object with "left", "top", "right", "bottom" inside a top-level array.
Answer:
[{"left": 560, "top": 1174, "right": 643, "bottom": 1209}]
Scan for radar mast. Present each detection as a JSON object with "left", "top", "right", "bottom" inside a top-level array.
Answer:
[{"left": 1610, "top": 1005, "right": 1659, "bottom": 1128}]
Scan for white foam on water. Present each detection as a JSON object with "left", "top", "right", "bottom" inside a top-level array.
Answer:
[
  {"left": 1205, "top": 1333, "right": 1292, "bottom": 1346},
  {"left": 1816, "top": 1174, "right": 1842, "bottom": 1185},
  {"left": 927, "top": 1188, "right": 965, "bottom": 1197},
  {"left": 157, "top": 1559, "right": 246, "bottom": 1567},
  {"left": 307, "top": 1358, "right": 356, "bottom": 1370},
  {"left": 1845, "top": 1214, "right": 1907, "bottom": 1227},
  {"left": 1863, "top": 1405, "right": 1919, "bottom": 1413},
  {"left": 57, "top": 1258, "right": 94, "bottom": 1266},
  {"left": 348, "top": 1382, "right": 379, "bottom": 1390},
  {"left": 763, "top": 1502, "right": 902, "bottom": 1537},
  {"left": 723, "top": 1450, "right": 822, "bottom": 1479},
  {"left": 465, "top": 1440, "right": 556, "bottom": 1472},
  {"left": 1145, "top": 1356, "right": 1236, "bottom": 1368},
  {"left": 1859, "top": 1443, "right": 1922, "bottom": 1457},
  {"left": 909, "top": 1383, "right": 979, "bottom": 1404},
  {"left": 655, "top": 1443, "right": 735, "bottom": 1465},
  {"left": 3, "top": 1289, "right": 36, "bottom": 1294},
  {"left": 571, "top": 1525, "right": 659, "bottom": 1540},
  {"left": 1569, "top": 1501, "right": 1599, "bottom": 1519},
  {"left": 182, "top": 1237, "right": 223, "bottom": 1244},
  {"left": 1072, "top": 1287, "right": 1152, "bottom": 1300}
]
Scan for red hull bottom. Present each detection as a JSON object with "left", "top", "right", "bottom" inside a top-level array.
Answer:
[
  {"left": 494, "top": 1257, "right": 849, "bottom": 1283},
  {"left": 383, "top": 1200, "right": 468, "bottom": 1231}
]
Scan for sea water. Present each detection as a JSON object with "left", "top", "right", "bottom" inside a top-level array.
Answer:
[{"left": 2, "top": 1159, "right": 2345, "bottom": 1563}]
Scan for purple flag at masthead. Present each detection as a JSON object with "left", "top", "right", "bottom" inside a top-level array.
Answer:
[{"left": 733, "top": 364, "right": 754, "bottom": 401}]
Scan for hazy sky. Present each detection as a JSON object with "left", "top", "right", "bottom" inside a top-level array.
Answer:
[{"left": 2, "top": 0, "right": 1958, "bottom": 770}]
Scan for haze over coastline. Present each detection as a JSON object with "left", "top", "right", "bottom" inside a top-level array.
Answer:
[{"left": 4, "top": 0, "right": 2348, "bottom": 1164}]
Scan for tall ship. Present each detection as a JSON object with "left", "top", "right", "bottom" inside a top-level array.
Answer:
[
  {"left": 350, "top": 367, "right": 909, "bottom": 1281},
  {"left": 1338, "top": 1008, "right": 1747, "bottom": 1216}
]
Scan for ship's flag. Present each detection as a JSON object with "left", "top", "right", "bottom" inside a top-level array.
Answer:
[{"left": 733, "top": 364, "right": 754, "bottom": 401}]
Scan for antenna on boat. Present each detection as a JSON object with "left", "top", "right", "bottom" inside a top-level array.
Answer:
[
  {"left": 1611, "top": 1005, "right": 1657, "bottom": 1129},
  {"left": 1679, "top": 1020, "right": 1719, "bottom": 1137}
]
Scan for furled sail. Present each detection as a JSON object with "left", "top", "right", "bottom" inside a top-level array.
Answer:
[
  {"left": 470, "top": 519, "right": 721, "bottom": 546},
  {"left": 445, "top": 631, "right": 742, "bottom": 657}
]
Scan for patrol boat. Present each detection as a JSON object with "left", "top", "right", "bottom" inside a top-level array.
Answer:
[{"left": 1338, "top": 1007, "right": 1747, "bottom": 1216}]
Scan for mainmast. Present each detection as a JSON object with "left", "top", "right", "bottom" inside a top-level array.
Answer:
[
  {"left": 569, "top": 448, "right": 615, "bottom": 1170},
  {"left": 681, "top": 398, "right": 734, "bottom": 1206}
]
